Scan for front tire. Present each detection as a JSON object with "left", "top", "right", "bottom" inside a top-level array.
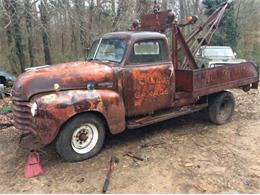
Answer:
[
  {"left": 56, "top": 113, "right": 106, "bottom": 162},
  {"left": 208, "top": 91, "right": 235, "bottom": 125}
]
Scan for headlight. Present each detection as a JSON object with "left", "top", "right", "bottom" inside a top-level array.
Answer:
[{"left": 31, "top": 102, "right": 38, "bottom": 117}]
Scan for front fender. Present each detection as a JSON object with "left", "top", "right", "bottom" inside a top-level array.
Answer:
[{"left": 33, "top": 89, "right": 126, "bottom": 145}]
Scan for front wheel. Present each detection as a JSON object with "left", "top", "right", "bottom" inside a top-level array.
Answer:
[
  {"left": 56, "top": 113, "right": 106, "bottom": 162},
  {"left": 208, "top": 91, "right": 235, "bottom": 125}
]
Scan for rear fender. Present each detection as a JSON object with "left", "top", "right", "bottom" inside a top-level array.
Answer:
[{"left": 34, "top": 89, "right": 126, "bottom": 145}]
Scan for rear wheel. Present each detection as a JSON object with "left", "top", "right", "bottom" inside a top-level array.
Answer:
[
  {"left": 208, "top": 91, "right": 235, "bottom": 125},
  {"left": 56, "top": 113, "right": 106, "bottom": 162}
]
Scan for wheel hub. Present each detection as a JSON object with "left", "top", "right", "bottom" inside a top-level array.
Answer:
[
  {"left": 71, "top": 123, "right": 99, "bottom": 154},
  {"left": 79, "top": 133, "right": 88, "bottom": 142}
]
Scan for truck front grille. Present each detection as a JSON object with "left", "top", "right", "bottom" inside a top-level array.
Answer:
[{"left": 12, "top": 94, "right": 36, "bottom": 134}]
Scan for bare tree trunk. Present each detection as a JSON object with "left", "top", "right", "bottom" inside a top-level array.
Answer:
[
  {"left": 24, "top": 0, "right": 35, "bottom": 67},
  {"left": 179, "top": 0, "right": 185, "bottom": 21},
  {"left": 74, "top": 0, "right": 87, "bottom": 55},
  {"left": 113, "top": 0, "right": 126, "bottom": 31},
  {"left": 87, "top": 0, "right": 94, "bottom": 46},
  {"left": 11, "top": 0, "right": 26, "bottom": 72},
  {"left": 39, "top": 0, "right": 52, "bottom": 65},
  {"left": 65, "top": 1, "right": 77, "bottom": 54},
  {"left": 136, "top": 0, "right": 151, "bottom": 18},
  {"left": 4, "top": 0, "right": 26, "bottom": 73},
  {"left": 3, "top": 0, "right": 17, "bottom": 73},
  {"left": 193, "top": 0, "right": 200, "bottom": 15},
  {"left": 162, "top": 0, "right": 168, "bottom": 10},
  {"left": 59, "top": 12, "right": 65, "bottom": 55},
  {"left": 235, "top": 0, "right": 242, "bottom": 27},
  {"left": 70, "top": 17, "right": 77, "bottom": 54},
  {"left": 111, "top": 0, "right": 116, "bottom": 16}
]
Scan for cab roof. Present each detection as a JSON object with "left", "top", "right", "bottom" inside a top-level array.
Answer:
[{"left": 103, "top": 31, "right": 166, "bottom": 41}]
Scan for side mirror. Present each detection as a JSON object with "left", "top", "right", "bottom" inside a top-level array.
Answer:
[{"left": 234, "top": 52, "right": 237, "bottom": 57}]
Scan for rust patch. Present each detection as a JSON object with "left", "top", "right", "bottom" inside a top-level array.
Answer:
[
  {"left": 131, "top": 68, "right": 170, "bottom": 107},
  {"left": 123, "top": 64, "right": 173, "bottom": 116}
]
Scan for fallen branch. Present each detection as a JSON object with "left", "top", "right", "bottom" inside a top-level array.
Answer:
[
  {"left": 191, "top": 137, "right": 204, "bottom": 147},
  {"left": 124, "top": 152, "right": 144, "bottom": 161},
  {"left": 193, "top": 184, "right": 206, "bottom": 193},
  {"left": 141, "top": 141, "right": 166, "bottom": 148},
  {"left": 102, "top": 156, "right": 119, "bottom": 193}
]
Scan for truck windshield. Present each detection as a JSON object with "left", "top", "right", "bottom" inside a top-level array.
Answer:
[
  {"left": 87, "top": 38, "right": 127, "bottom": 64},
  {"left": 203, "top": 48, "right": 234, "bottom": 58}
]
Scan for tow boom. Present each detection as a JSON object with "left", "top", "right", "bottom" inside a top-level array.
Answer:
[{"left": 130, "top": 0, "right": 233, "bottom": 70}]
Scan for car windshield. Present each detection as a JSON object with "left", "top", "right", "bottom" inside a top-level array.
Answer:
[
  {"left": 203, "top": 48, "right": 234, "bottom": 57},
  {"left": 87, "top": 38, "right": 127, "bottom": 64}
]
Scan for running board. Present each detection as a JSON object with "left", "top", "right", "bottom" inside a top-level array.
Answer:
[{"left": 127, "top": 104, "right": 208, "bottom": 129}]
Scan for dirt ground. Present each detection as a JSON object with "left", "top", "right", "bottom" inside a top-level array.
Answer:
[{"left": 0, "top": 89, "right": 259, "bottom": 193}]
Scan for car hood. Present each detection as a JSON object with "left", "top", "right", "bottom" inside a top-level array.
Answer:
[
  {"left": 12, "top": 61, "right": 114, "bottom": 100},
  {"left": 0, "top": 71, "right": 16, "bottom": 81},
  {"left": 206, "top": 56, "right": 234, "bottom": 60},
  {"left": 208, "top": 58, "right": 247, "bottom": 64}
]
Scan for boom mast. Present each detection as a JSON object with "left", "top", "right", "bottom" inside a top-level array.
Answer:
[{"left": 130, "top": 0, "right": 233, "bottom": 70}]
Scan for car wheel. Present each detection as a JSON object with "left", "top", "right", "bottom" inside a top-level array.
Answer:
[
  {"left": 56, "top": 113, "right": 106, "bottom": 162},
  {"left": 208, "top": 91, "right": 235, "bottom": 125}
]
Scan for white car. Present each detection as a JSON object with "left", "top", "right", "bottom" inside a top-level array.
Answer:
[{"left": 195, "top": 46, "right": 246, "bottom": 68}]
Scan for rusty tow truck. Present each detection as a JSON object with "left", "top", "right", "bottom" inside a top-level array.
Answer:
[{"left": 12, "top": 1, "right": 259, "bottom": 161}]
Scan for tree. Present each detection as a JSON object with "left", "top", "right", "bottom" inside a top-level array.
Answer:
[
  {"left": 39, "top": 0, "right": 52, "bottom": 65},
  {"left": 24, "top": 0, "right": 35, "bottom": 67},
  {"left": 136, "top": 0, "right": 152, "bottom": 18},
  {"left": 112, "top": 0, "right": 128, "bottom": 31},
  {"left": 3, "top": 0, "right": 26, "bottom": 73},
  {"left": 0, "top": 0, "right": 257, "bottom": 73},
  {"left": 74, "top": 0, "right": 87, "bottom": 54},
  {"left": 2, "top": 0, "right": 19, "bottom": 73},
  {"left": 235, "top": 0, "right": 260, "bottom": 64},
  {"left": 202, "top": 0, "right": 240, "bottom": 48},
  {"left": 161, "top": 0, "right": 168, "bottom": 10}
]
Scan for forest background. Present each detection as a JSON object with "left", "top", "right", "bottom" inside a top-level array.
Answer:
[{"left": 0, "top": 0, "right": 259, "bottom": 74}]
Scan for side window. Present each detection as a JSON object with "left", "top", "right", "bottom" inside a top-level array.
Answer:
[{"left": 128, "top": 39, "right": 167, "bottom": 64}]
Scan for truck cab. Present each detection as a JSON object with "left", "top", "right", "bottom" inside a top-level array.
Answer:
[{"left": 89, "top": 32, "right": 174, "bottom": 117}]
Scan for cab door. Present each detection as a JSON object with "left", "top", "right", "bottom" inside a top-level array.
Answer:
[{"left": 123, "top": 39, "right": 174, "bottom": 117}]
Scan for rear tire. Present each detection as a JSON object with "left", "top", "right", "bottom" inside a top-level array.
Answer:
[
  {"left": 56, "top": 113, "right": 106, "bottom": 162},
  {"left": 208, "top": 91, "right": 235, "bottom": 125}
]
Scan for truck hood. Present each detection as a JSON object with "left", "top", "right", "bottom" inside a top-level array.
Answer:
[{"left": 12, "top": 61, "right": 114, "bottom": 100}]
